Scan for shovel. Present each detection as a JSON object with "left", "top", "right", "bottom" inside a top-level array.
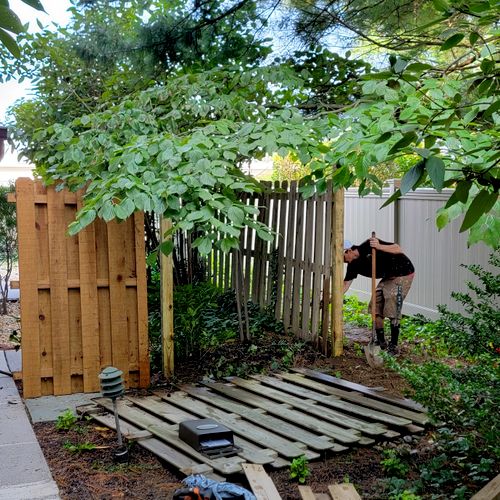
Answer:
[{"left": 364, "top": 231, "right": 384, "bottom": 368}]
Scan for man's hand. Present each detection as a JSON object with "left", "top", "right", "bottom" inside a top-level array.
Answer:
[
  {"left": 369, "top": 237, "right": 381, "bottom": 250},
  {"left": 369, "top": 237, "right": 403, "bottom": 254}
]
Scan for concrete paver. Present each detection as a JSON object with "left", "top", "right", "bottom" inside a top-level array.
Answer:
[{"left": 0, "top": 367, "right": 60, "bottom": 500}]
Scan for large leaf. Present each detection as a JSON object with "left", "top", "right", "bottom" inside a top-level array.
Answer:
[
  {"left": 0, "top": 6, "right": 23, "bottom": 33},
  {"left": 425, "top": 156, "right": 445, "bottom": 191},
  {"left": 21, "top": 0, "right": 45, "bottom": 11},
  {"left": 460, "top": 190, "right": 498, "bottom": 233},
  {"left": 400, "top": 162, "right": 424, "bottom": 195},
  {"left": 440, "top": 33, "right": 465, "bottom": 50},
  {"left": 388, "top": 132, "right": 417, "bottom": 155},
  {"left": 0, "top": 26, "right": 19, "bottom": 57}
]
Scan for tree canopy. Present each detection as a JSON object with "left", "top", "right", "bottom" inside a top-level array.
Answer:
[{"left": 2, "top": 0, "right": 499, "bottom": 249}]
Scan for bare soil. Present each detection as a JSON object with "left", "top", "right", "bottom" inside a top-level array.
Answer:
[{"left": 30, "top": 326, "right": 430, "bottom": 500}]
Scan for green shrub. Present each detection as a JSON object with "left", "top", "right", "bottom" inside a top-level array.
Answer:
[
  {"left": 56, "top": 409, "right": 78, "bottom": 431},
  {"left": 343, "top": 295, "right": 371, "bottom": 328},
  {"left": 381, "top": 449, "right": 409, "bottom": 478},
  {"left": 289, "top": 455, "right": 310, "bottom": 484}
]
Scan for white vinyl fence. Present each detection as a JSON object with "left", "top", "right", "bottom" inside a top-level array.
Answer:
[{"left": 344, "top": 180, "right": 495, "bottom": 319}]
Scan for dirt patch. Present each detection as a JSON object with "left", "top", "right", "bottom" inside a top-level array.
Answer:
[
  {"left": 34, "top": 421, "right": 183, "bottom": 499},
  {"left": 30, "top": 328, "right": 424, "bottom": 499}
]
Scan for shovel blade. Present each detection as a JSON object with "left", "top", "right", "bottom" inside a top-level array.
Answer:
[{"left": 364, "top": 342, "right": 384, "bottom": 368}]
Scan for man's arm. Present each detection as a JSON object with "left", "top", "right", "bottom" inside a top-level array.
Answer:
[
  {"left": 369, "top": 237, "right": 402, "bottom": 254},
  {"left": 343, "top": 280, "right": 353, "bottom": 293}
]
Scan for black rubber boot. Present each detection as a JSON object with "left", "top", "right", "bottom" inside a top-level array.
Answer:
[
  {"left": 388, "top": 325, "right": 400, "bottom": 354},
  {"left": 375, "top": 328, "right": 387, "bottom": 349}
]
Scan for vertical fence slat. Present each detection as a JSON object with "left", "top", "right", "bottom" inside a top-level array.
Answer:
[
  {"left": 160, "top": 217, "right": 174, "bottom": 379},
  {"left": 300, "top": 194, "right": 315, "bottom": 341},
  {"left": 47, "top": 185, "right": 72, "bottom": 395},
  {"left": 321, "top": 183, "right": 333, "bottom": 354},
  {"left": 16, "top": 179, "right": 41, "bottom": 397},
  {"left": 310, "top": 192, "right": 324, "bottom": 343},
  {"left": 274, "top": 181, "right": 287, "bottom": 320},
  {"left": 291, "top": 187, "right": 305, "bottom": 336},
  {"left": 135, "top": 212, "right": 150, "bottom": 386},
  {"left": 107, "top": 220, "right": 130, "bottom": 384},
  {"left": 77, "top": 194, "right": 100, "bottom": 393},
  {"left": 283, "top": 181, "right": 297, "bottom": 330}
]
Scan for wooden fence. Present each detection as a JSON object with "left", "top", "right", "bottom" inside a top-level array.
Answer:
[
  {"left": 9, "top": 179, "right": 149, "bottom": 398},
  {"left": 207, "top": 181, "right": 343, "bottom": 352}
]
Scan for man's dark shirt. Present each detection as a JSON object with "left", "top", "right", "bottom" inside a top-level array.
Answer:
[{"left": 344, "top": 239, "right": 415, "bottom": 281}]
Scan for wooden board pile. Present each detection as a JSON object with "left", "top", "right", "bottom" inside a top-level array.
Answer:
[{"left": 82, "top": 368, "right": 428, "bottom": 482}]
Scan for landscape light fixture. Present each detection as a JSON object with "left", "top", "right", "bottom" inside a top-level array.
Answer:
[{"left": 98, "top": 366, "right": 129, "bottom": 463}]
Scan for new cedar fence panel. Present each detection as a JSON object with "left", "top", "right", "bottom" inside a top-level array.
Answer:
[
  {"left": 11, "top": 179, "right": 149, "bottom": 398},
  {"left": 205, "top": 181, "right": 336, "bottom": 349}
]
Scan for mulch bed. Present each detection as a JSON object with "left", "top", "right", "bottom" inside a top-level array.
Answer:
[{"left": 31, "top": 328, "right": 426, "bottom": 499}]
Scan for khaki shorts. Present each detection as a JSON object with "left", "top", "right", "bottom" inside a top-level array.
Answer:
[{"left": 369, "top": 273, "right": 414, "bottom": 325}]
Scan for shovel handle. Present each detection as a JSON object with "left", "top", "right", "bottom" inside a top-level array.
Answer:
[{"left": 371, "top": 231, "right": 376, "bottom": 325}]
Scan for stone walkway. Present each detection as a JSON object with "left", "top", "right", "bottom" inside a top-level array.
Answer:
[{"left": 0, "top": 351, "right": 60, "bottom": 500}]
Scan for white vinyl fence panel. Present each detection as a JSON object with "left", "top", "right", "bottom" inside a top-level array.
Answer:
[{"left": 344, "top": 181, "right": 494, "bottom": 319}]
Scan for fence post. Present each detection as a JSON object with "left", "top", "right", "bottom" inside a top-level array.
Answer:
[
  {"left": 331, "top": 187, "right": 344, "bottom": 356},
  {"left": 160, "top": 217, "right": 174, "bottom": 377}
]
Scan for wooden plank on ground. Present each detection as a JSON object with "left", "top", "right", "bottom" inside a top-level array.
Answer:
[
  {"left": 94, "top": 397, "right": 245, "bottom": 475},
  {"left": 251, "top": 374, "right": 412, "bottom": 428},
  {"left": 90, "top": 412, "right": 224, "bottom": 481},
  {"left": 177, "top": 385, "right": 341, "bottom": 452},
  {"left": 298, "top": 486, "right": 316, "bottom": 500},
  {"left": 293, "top": 368, "right": 427, "bottom": 413},
  {"left": 204, "top": 381, "right": 361, "bottom": 444},
  {"left": 328, "top": 484, "right": 361, "bottom": 500},
  {"left": 470, "top": 473, "right": 500, "bottom": 500},
  {"left": 242, "top": 463, "right": 282, "bottom": 500},
  {"left": 231, "top": 376, "right": 389, "bottom": 435},
  {"left": 283, "top": 372, "right": 428, "bottom": 425},
  {"left": 162, "top": 391, "right": 320, "bottom": 460},
  {"left": 128, "top": 394, "right": 279, "bottom": 466}
]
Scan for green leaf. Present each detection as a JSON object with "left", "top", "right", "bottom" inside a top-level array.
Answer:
[
  {"left": 20, "top": 0, "right": 45, "bottom": 11},
  {"left": 440, "top": 33, "right": 465, "bottom": 51},
  {"left": 0, "top": 6, "right": 23, "bottom": 33},
  {"left": 469, "top": 32, "right": 479, "bottom": 45},
  {"left": 432, "top": 0, "right": 449, "bottom": 11},
  {"left": 146, "top": 251, "right": 158, "bottom": 267},
  {"left": 460, "top": 190, "right": 498, "bottom": 233},
  {"left": 79, "top": 209, "right": 96, "bottom": 229},
  {"left": 425, "top": 156, "right": 445, "bottom": 191},
  {"left": 114, "top": 198, "right": 135, "bottom": 219},
  {"left": 227, "top": 206, "right": 245, "bottom": 225},
  {"left": 388, "top": 132, "right": 417, "bottom": 155},
  {"left": 159, "top": 239, "right": 174, "bottom": 256},
  {"left": 375, "top": 132, "right": 392, "bottom": 144},
  {"left": 220, "top": 237, "right": 239, "bottom": 253},
  {"left": 380, "top": 189, "right": 402, "bottom": 209},
  {"left": 299, "top": 183, "right": 315, "bottom": 198},
  {"left": 483, "top": 99, "right": 500, "bottom": 118},
  {"left": 400, "top": 161, "right": 424, "bottom": 195},
  {"left": 454, "top": 181, "right": 472, "bottom": 204},
  {"left": 0, "top": 27, "right": 19, "bottom": 57},
  {"left": 193, "top": 236, "right": 213, "bottom": 255},
  {"left": 200, "top": 172, "right": 216, "bottom": 187},
  {"left": 405, "top": 63, "right": 433, "bottom": 73},
  {"left": 480, "top": 59, "right": 495, "bottom": 74},
  {"left": 436, "top": 208, "right": 449, "bottom": 230}
]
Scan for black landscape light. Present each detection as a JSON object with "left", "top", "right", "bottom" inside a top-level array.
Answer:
[{"left": 98, "top": 366, "right": 129, "bottom": 463}]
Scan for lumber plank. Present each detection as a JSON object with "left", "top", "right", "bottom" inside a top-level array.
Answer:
[
  {"left": 16, "top": 179, "right": 41, "bottom": 397},
  {"left": 231, "top": 376, "right": 389, "bottom": 435},
  {"left": 283, "top": 181, "right": 297, "bottom": 329},
  {"left": 242, "top": 463, "right": 282, "bottom": 500},
  {"left": 298, "top": 486, "right": 316, "bottom": 500},
  {"left": 134, "top": 212, "right": 149, "bottom": 388},
  {"left": 177, "top": 385, "right": 340, "bottom": 452},
  {"left": 281, "top": 372, "right": 428, "bottom": 425},
  {"left": 90, "top": 412, "right": 224, "bottom": 481},
  {"left": 47, "top": 184, "right": 72, "bottom": 395},
  {"left": 320, "top": 184, "right": 333, "bottom": 353},
  {"left": 300, "top": 194, "right": 315, "bottom": 341},
  {"left": 204, "top": 381, "right": 361, "bottom": 444},
  {"left": 106, "top": 220, "right": 130, "bottom": 384},
  {"left": 162, "top": 391, "right": 320, "bottom": 460},
  {"left": 251, "top": 374, "right": 412, "bottom": 428},
  {"left": 310, "top": 192, "right": 324, "bottom": 343},
  {"left": 160, "top": 217, "right": 174, "bottom": 379},
  {"left": 470, "top": 473, "right": 500, "bottom": 500},
  {"left": 328, "top": 483, "right": 361, "bottom": 500},
  {"left": 94, "top": 397, "right": 245, "bottom": 475},
  {"left": 274, "top": 181, "right": 287, "bottom": 319},
  {"left": 294, "top": 368, "right": 426, "bottom": 412},
  {"left": 128, "top": 395, "right": 279, "bottom": 465},
  {"left": 77, "top": 195, "right": 100, "bottom": 393},
  {"left": 291, "top": 190, "right": 305, "bottom": 335}
]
